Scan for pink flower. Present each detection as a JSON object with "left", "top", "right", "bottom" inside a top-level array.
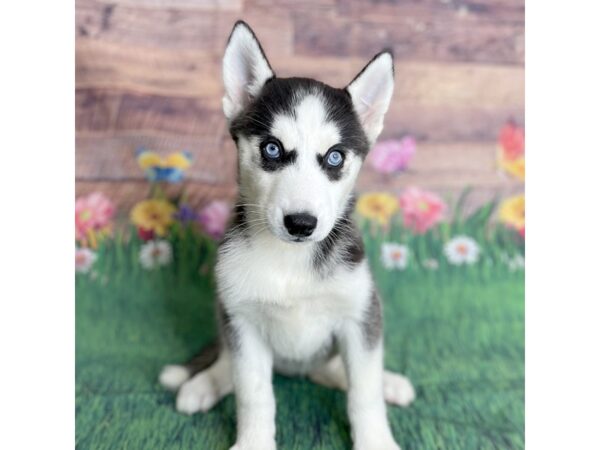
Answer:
[
  {"left": 75, "top": 248, "right": 97, "bottom": 274},
  {"left": 198, "top": 200, "right": 231, "bottom": 239},
  {"left": 75, "top": 192, "right": 115, "bottom": 241},
  {"left": 398, "top": 187, "right": 446, "bottom": 234},
  {"left": 368, "top": 137, "right": 416, "bottom": 174}
]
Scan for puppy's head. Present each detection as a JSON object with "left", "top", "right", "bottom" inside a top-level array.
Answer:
[{"left": 223, "top": 21, "right": 394, "bottom": 243}]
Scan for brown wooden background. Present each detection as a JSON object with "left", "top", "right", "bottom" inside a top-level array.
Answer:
[{"left": 75, "top": 0, "right": 524, "bottom": 212}]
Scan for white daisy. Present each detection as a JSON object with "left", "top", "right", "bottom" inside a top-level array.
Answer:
[
  {"left": 75, "top": 248, "right": 97, "bottom": 273},
  {"left": 139, "top": 240, "right": 173, "bottom": 270},
  {"left": 444, "top": 236, "right": 480, "bottom": 265},
  {"left": 422, "top": 258, "right": 439, "bottom": 271},
  {"left": 501, "top": 252, "right": 525, "bottom": 271},
  {"left": 381, "top": 243, "right": 410, "bottom": 270}
]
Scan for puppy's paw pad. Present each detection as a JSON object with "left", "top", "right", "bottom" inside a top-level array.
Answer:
[
  {"left": 384, "top": 372, "right": 416, "bottom": 407},
  {"left": 176, "top": 376, "right": 218, "bottom": 415},
  {"left": 159, "top": 365, "right": 189, "bottom": 391}
]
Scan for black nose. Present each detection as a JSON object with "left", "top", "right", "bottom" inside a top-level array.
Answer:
[{"left": 283, "top": 213, "right": 317, "bottom": 238}]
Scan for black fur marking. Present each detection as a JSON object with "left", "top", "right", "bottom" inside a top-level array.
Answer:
[
  {"left": 183, "top": 340, "right": 220, "bottom": 377},
  {"left": 217, "top": 300, "right": 239, "bottom": 352},
  {"left": 313, "top": 196, "right": 365, "bottom": 272},
  {"left": 361, "top": 290, "right": 383, "bottom": 349},
  {"left": 316, "top": 145, "right": 346, "bottom": 181},
  {"left": 230, "top": 78, "right": 370, "bottom": 159},
  {"left": 221, "top": 203, "right": 247, "bottom": 243}
]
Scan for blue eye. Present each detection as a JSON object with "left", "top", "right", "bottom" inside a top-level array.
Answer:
[
  {"left": 326, "top": 150, "right": 343, "bottom": 167},
  {"left": 263, "top": 142, "right": 281, "bottom": 159}
]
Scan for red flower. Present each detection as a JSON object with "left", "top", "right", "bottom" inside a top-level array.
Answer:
[
  {"left": 499, "top": 120, "right": 524, "bottom": 161},
  {"left": 137, "top": 227, "right": 155, "bottom": 242}
]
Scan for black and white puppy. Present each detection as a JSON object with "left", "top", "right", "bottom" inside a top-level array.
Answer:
[{"left": 160, "top": 21, "right": 415, "bottom": 450}]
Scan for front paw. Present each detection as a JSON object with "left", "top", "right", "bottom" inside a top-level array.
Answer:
[{"left": 383, "top": 372, "right": 416, "bottom": 407}]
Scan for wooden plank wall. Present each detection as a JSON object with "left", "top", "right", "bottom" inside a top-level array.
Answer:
[{"left": 76, "top": 0, "right": 525, "bottom": 213}]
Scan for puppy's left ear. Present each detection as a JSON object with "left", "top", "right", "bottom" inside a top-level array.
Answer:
[
  {"left": 222, "top": 21, "right": 275, "bottom": 120},
  {"left": 346, "top": 51, "right": 394, "bottom": 144}
]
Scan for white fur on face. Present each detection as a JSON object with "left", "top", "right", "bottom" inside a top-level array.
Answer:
[{"left": 238, "top": 94, "right": 363, "bottom": 243}]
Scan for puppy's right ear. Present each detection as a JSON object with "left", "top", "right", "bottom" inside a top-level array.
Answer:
[{"left": 222, "top": 21, "right": 274, "bottom": 120}]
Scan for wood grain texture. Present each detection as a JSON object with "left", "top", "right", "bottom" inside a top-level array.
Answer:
[
  {"left": 76, "top": 133, "right": 236, "bottom": 183},
  {"left": 75, "top": 0, "right": 524, "bottom": 211},
  {"left": 295, "top": 2, "right": 524, "bottom": 64}
]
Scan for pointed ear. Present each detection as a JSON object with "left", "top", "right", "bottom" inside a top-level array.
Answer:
[
  {"left": 222, "top": 21, "right": 274, "bottom": 120},
  {"left": 346, "top": 51, "right": 394, "bottom": 144}
]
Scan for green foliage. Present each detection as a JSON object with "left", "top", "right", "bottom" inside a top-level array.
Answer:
[
  {"left": 359, "top": 192, "right": 524, "bottom": 277},
  {"left": 76, "top": 202, "right": 524, "bottom": 449}
]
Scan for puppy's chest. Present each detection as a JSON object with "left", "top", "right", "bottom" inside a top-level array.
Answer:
[
  {"left": 218, "top": 238, "right": 338, "bottom": 303},
  {"left": 249, "top": 300, "right": 341, "bottom": 365},
  {"left": 217, "top": 238, "right": 370, "bottom": 363}
]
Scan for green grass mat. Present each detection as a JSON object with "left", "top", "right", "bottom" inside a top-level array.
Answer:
[{"left": 76, "top": 242, "right": 524, "bottom": 449}]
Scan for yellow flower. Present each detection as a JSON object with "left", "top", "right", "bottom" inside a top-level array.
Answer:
[
  {"left": 130, "top": 199, "right": 176, "bottom": 236},
  {"left": 356, "top": 192, "right": 398, "bottom": 225},
  {"left": 498, "top": 150, "right": 525, "bottom": 181},
  {"left": 137, "top": 151, "right": 192, "bottom": 170},
  {"left": 499, "top": 194, "right": 525, "bottom": 230}
]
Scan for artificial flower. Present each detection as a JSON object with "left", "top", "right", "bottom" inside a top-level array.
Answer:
[
  {"left": 75, "top": 192, "right": 115, "bottom": 247},
  {"left": 381, "top": 243, "right": 410, "bottom": 270},
  {"left": 198, "top": 200, "right": 231, "bottom": 239},
  {"left": 139, "top": 240, "right": 173, "bottom": 270},
  {"left": 136, "top": 148, "right": 192, "bottom": 183},
  {"left": 422, "top": 258, "right": 439, "bottom": 271},
  {"left": 75, "top": 248, "right": 97, "bottom": 274},
  {"left": 497, "top": 121, "right": 525, "bottom": 181},
  {"left": 369, "top": 137, "right": 416, "bottom": 174},
  {"left": 398, "top": 187, "right": 446, "bottom": 234},
  {"left": 130, "top": 199, "right": 176, "bottom": 237},
  {"left": 137, "top": 227, "right": 155, "bottom": 242},
  {"left": 499, "top": 194, "right": 525, "bottom": 236},
  {"left": 444, "top": 236, "right": 480, "bottom": 265},
  {"left": 501, "top": 252, "right": 525, "bottom": 272},
  {"left": 174, "top": 204, "right": 198, "bottom": 223},
  {"left": 356, "top": 193, "right": 398, "bottom": 226}
]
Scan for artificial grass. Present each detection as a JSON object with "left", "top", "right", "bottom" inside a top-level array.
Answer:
[{"left": 76, "top": 240, "right": 524, "bottom": 450}]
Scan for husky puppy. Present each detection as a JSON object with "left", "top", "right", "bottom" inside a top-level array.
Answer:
[{"left": 160, "top": 21, "right": 415, "bottom": 450}]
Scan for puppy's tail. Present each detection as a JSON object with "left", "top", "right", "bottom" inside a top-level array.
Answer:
[{"left": 158, "top": 340, "right": 220, "bottom": 391}]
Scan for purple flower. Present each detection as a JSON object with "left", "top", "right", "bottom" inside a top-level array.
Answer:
[
  {"left": 198, "top": 200, "right": 231, "bottom": 239},
  {"left": 174, "top": 205, "right": 198, "bottom": 223},
  {"left": 368, "top": 136, "right": 416, "bottom": 174}
]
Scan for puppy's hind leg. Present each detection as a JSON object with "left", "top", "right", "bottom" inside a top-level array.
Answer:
[
  {"left": 159, "top": 342, "right": 234, "bottom": 415},
  {"left": 309, "top": 354, "right": 416, "bottom": 407}
]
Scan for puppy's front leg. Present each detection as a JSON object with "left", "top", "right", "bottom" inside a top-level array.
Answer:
[
  {"left": 338, "top": 323, "right": 400, "bottom": 450},
  {"left": 230, "top": 318, "right": 276, "bottom": 450}
]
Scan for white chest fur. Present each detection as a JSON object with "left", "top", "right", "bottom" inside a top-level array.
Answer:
[{"left": 215, "top": 232, "right": 372, "bottom": 368}]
